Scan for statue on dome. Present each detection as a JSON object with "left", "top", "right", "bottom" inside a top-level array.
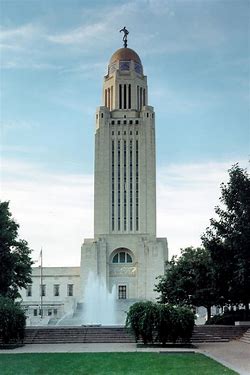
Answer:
[{"left": 120, "top": 26, "right": 129, "bottom": 48}]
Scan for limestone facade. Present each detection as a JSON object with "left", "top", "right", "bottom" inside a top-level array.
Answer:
[
  {"left": 19, "top": 46, "right": 168, "bottom": 325},
  {"left": 81, "top": 47, "right": 168, "bottom": 309},
  {"left": 19, "top": 267, "right": 80, "bottom": 325}
]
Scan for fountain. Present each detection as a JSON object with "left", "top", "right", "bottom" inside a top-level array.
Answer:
[
  {"left": 83, "top": 272, "right": 116, "bottom": 325},
  {"left": 55, "top": 310, "right": 74, "bottom": 326}
]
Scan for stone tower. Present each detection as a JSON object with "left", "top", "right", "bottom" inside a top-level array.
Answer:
[{"left": 81, "top": 41, "right": 168, "bottom": 321}]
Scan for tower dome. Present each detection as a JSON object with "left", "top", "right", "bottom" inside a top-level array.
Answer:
[{"left": 109, "top": 47, "right": 142, "bottom": 65}]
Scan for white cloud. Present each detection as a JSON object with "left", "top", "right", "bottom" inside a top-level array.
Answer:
[
  {"left": 157, "top": 160, "right": 249, "bottom": 258},
  {"left": 2, "top": 158, "right": 248, "bottom": 267},
  {"left": 48, "top": 23, "right": 107, "bottom": 45},
  {"left": 1, "top": 159, "right": 94, "bottom": 267},
  {"left": 0, "top": 24, "right": 39, "bottom": 43}
]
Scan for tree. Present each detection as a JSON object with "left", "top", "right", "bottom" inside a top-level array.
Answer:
[
  {"left": 0, "top": 201, "right": 33, "bottom": 299},
  {"left": 155, "top": 247, "right": 217, "bottom": 320},
  {"left": 202, "top": 164, "right": 250, "bottom": 310}
]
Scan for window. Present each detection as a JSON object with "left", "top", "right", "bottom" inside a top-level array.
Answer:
[
  {"left": 128, "top": 84, "right": 131, "bottom": 109},
  {"left": 34, "top": 309, "right": 37, "bottom": 316},
  {"left": 48, "top": 309, "right": 52, "bottom": 316},
  {"left": 101, "top": 113, "right": 103, "bottom": 118},
  {"left": 54, "top": 309, "right": 58, "bottom": 316},
  {"left": 129, "top": 120, "right": 133, "bottom": 125},
  {"left": 40, "top": 284, "right": 46, "bottom": 297},
  {"left": 26, "top": 285, "right": 32, "bottom": 297},
  {"left": 54, "top": 284, "right": 60, "bottom": 297},
  {"left": 119, "top": 84, "right": 122, "bottom": 109},
  {"left": 67, "top": 284, "right": 74, "bottom": 297},
  {"left": 118, "top": 285, "right": 127, "bottom": 299},
  {"left": 123, "top": 120, "right": 127, "bottom": 124},
  {"left": 112, "top": 251, "right": 133, "bottom": 263}
]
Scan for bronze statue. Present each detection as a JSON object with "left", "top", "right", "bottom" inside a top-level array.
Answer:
[{"left": 120, "top": 26, "right": 129, "bottom": 48}]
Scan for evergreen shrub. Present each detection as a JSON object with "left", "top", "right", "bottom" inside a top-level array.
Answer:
[
  {"left": 0, "top": 296, "right": 26, "bottom": 345},
  {"left": 126, "top": 302, "right": 195, "bottom": 344}
]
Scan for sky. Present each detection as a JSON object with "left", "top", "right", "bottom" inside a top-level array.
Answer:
[{"left": 0, "top": 0, "right": 249, "bottom": 266}]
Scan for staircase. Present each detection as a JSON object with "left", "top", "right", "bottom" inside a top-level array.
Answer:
[
  {"left": 239, "top": 328, "right": 250, "bottom": 344},
  {"left": 23, "top": 325, "right": 250, "bottom": 345},
  {"left": 191, "top": 325, "right": 248, "bottom": 343},
  {"left": 24, "top": 326, "right": 135, "bottom": 344}
]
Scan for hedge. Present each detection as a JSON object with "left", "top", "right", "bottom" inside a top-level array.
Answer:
[
  {"left": 126, "top": 301, "right": 195, "bottom": 344},
  {"left": 0, "top": 296, "right": 26, "bottom": 344}
]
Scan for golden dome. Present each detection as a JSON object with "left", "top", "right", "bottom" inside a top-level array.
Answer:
[{"left": 109, "top": 48, "right": 142, "bottom": 65}]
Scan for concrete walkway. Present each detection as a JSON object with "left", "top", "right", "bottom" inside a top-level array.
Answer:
[
  {"left": 0, "top": 341, "right": 249, "bottom": 375},
  {"left": 197, "top": 341, "right": 250, "bottom": 375}
]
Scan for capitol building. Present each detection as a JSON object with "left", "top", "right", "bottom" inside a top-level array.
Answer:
[{"left": 19, "top": 36, "right": 168, "bottom": 325}]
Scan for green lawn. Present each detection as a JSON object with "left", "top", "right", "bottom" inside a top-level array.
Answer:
[{"left": 0, "top": 352, "right": 237, "bottom": 375}]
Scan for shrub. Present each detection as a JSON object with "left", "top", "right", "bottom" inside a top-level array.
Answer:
[
  {"left": 176, "top": 307, "right": 195, "bottom": 343},
  {"left": 0, "top": 296, "right": 26, "bottom": 344},
  {"left": 155, "top": 304, "right": 173, "bottom": 344},
  {"left": 126, "top": 301, "right": 157, "bottom": 344},
  {"left": 126, "top": 301, "right": 195, "bottom": 345}
]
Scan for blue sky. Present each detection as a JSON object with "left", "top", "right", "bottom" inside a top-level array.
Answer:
[{"left": 1, "top": 0, "right": 249, "bottom": 266}]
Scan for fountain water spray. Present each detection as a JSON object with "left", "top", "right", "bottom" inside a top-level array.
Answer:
[{"left": 83, "top": 272, "right": 116, "bottom": 325}]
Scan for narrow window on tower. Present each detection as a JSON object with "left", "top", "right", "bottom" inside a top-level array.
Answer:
[
  {"left": 118, "top": 140, "right": 121, "bottom": 231},
  {"left": 112, "top": 140, "right": 115, "bottom": 231},
  {"left": 111, "top": 86, "right": 113, "bottom": 110},
  {"left": 136, "top": 140, "right": 139, "bottom": 231},
  {"left": 124, "top": 140, "right": 127, "bottom": 231},
  {"left": 140, "top": 87, "right": 142, "bottom": 110},
  {"left": 137, "top": 85, "right": 139, "bottom": 110},
  {"left": 143, "top": 88, "right": 146, "bottom": 106},
  {"left": 108, "top": 87, "right": 110, "bottom": 110},
  {"left": 105, "top": 89, "right": 107, "bottom": 107},
  {"left": 130, "top": 139, "right": 133, "bottom": 231},
  {"left": 128, "top": 84, "right": 131, "bottom": 109},
  {"left": 119, "top": 84, "right": 122, "bottom": 109},
  {"left": 124, "top": 84, "right": 127, "bottom": 109}
]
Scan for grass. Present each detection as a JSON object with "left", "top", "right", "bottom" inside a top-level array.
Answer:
[{"left": 0, "top": 352, "right": 237, "bottom": 375}]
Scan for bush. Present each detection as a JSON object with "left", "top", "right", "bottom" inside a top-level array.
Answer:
[
  {"left": 155, "top": 304, "right": 173, "bottom": 344},
  {"left": 0, "top": 296, "right": 26, "bottom": 344},
  {"left": 176, "top": 307, "right": 195, "bottom": 343},
  {"left": 126, "top": 301, "right": 195, "bottom": 345},
  {"left": 125, "top": 301, "right": 158, "bottom": 344},
  {"left": 206, "top": 309, "right": 250, "bottom": 325}
]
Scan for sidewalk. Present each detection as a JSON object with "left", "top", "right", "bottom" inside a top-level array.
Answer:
[
  {"left": 197, "top": 341, "right": 250, "bottom": 375},
  {"left": 0, "top": 341, "right": 249, "bottom": 375}
]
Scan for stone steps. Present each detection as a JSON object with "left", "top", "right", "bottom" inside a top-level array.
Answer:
[
  {"left": 24, "top": 327, "right": 135, "bottom": 344},
  {"left": 22, "top": 325, "right": 250, "bottom": 345},
  {"left": 191, "top": 325, "right": 248, "bottom": 343},
  {"left": 239, "top": 328, "right": 250, "bottom": 344}
]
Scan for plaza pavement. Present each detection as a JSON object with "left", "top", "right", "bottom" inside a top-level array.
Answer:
[{"left": 0, "top": 341, "right": 249, "bottom": 375}]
